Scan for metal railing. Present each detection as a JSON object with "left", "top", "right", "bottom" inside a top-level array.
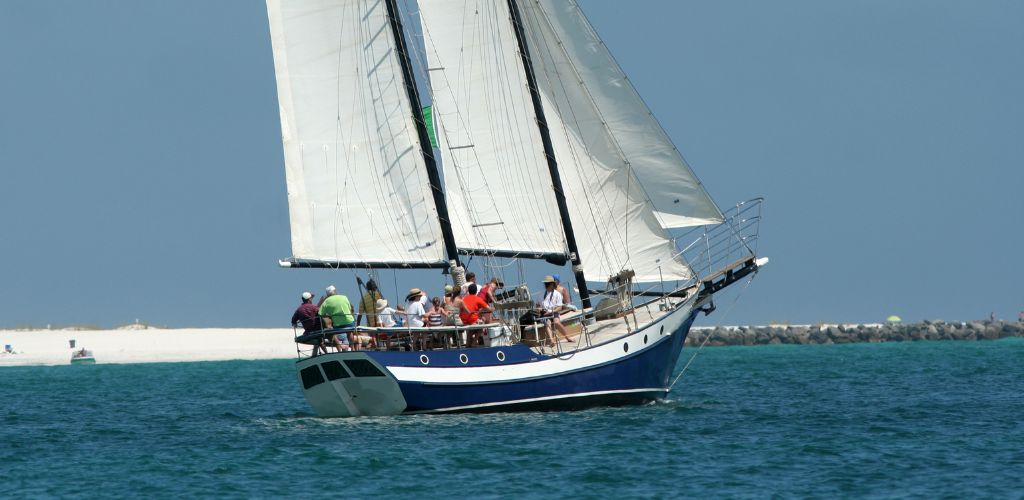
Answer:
[
  {"left": 675, "top": 198, "right": 763, "bottom": 283},
  {"left": 292, "top": 304, "right": 590, "bottom": 360}
]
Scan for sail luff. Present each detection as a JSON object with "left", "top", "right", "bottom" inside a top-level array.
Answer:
[
  {"left": 383, "top": 0, "right": 460, "bottom": 267},
  {"left": 505, "top": 0, "right": 593, "bottom": 310}
]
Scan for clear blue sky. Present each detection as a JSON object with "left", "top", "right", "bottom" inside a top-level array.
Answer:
[{"left": 1, "top": 1, "right": 1021, "bottom": 328}]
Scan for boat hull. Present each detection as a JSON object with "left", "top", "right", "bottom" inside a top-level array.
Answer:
[{"left": 296, "top": 303, "right": 697, "bottom": 417}]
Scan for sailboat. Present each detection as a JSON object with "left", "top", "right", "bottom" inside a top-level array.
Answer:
[{"left": 266, "top": 0, "right": 768, "bottom": 417}]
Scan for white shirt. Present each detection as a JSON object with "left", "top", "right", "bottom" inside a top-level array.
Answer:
[
  {"left": 377, "top": 307, "right": 396, "bottom": 328},
  {"left": 460, "top": 281, "right": 476, "bottom": 297},
  {"left": 405, "top": 300, "right": 426, "bottom": 327},
  {"left": 541, "top": 289, "right": 563, "bottom": 312}
]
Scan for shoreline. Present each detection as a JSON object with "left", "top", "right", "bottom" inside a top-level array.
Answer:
[{"left": 2, "top": 320, "right": 1021, "bottom": 367}]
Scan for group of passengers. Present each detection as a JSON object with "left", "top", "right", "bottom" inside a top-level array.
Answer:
[{"left": 290, "top": 272, "right": 575, "bottom": 351}]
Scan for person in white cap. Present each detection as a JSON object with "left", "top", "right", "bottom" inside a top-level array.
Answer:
[{"left": 290, "top": 291, "right": 321, "bottom": 334}]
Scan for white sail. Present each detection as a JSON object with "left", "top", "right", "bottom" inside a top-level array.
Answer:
[
  {"left": 518, "top": 0, "right": 694, "bottom": 282},
  {"left": 419, "top": 0, "right": 566, "bottom": 257},
  {"left": 267, "top": 0, "right": 446, "bottom": 265},
  {"left": 520, "top": 0, "right": 723, "bottom": 229}
]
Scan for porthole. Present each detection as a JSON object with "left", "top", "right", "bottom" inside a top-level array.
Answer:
[
  {"left": 660, "top": 326, "right": 665, "bottom": 335},
  {"left": 623, "top": 343, "right": 629, "bottom": 353},
  {"left": 496, "top": 351, "right": 506, "bottom": 362},
  {"left": 420, "top": 354, "right": 429, "bottom": 365},
  {"left": 459, "top": 353, "right": 469, "bottom": 365},
  {"left": 643, "top": 334, "right": 648, "bottom": 345}
]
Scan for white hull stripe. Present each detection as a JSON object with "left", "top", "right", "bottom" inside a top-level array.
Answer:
[{"left": 407, "top": 388, "right": 668, "bottom": 414}]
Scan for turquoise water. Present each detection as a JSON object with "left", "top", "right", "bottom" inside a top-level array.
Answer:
[{"left": 3, "top": 339, "right": 1022, "bottom": 498}]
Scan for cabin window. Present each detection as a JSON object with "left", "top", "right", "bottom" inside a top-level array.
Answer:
[
  {"left": 300, "top": 365, "right": 325, "bottom": 389},
  {"left": 321, "top": 361, "right": 350, "bottom": 381},
  {"left": 344, "top": 359, "right": 386, "bottom": 377}
]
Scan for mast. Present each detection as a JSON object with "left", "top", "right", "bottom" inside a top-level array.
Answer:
[
  {"left": 505, "top": 0, "right": 592, "bottom": 312},
  {"left": 384, "top": 0, "right": 461, "bottom": 268}
]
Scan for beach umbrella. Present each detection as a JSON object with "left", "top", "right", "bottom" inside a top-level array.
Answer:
[{"left": 886, "top": 315, "right": 902, "bottom": 323}]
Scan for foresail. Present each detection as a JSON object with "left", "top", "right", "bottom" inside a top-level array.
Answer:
[
  {"left": 419, "top": 0, "right": 566, "bottom": 258},
  {"left": 521, "top": 0, "right": 723, "bottom": 229},
  {"left": 267, "top": 0, "right": 446, "bottom": 265},
  {"left": 518, "top": 0, "right": 694, "bottom": 282}
]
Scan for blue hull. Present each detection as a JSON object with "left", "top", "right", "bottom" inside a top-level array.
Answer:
[{"left": 371, "top": 310, "right": 697, "bottom": 413}]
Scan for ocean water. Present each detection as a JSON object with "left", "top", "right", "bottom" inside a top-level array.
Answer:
[{"left": 2, "top": 339, "right": 1022, "bottom": 498}]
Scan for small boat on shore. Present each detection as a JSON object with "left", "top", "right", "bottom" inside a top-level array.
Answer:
[
  {"left": 266, "top": 0, "right": 767, "bottom": 417},
  {"left": 71, "top": 348, "right": 96, "bottom": 365}
]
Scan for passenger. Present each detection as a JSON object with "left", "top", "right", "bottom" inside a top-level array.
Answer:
[
  {"left": 393, "top": 304, "right": 406, "bottom": 327},
  {"left": 318, "top": 285, "right": 336, "bottom": 307},
  {"left": 318, "top": 286, "right": 355, "bottom": 351},
  {"left": 405, "top": 288, "right": 430, "bottom": 350},
  {"left": 427, "top": 297, "right": 445, "bottom": 327},
  {"left": 443, "top": 285, "right": 461, "bottom": 325},
  {"left": 461, "top": 283, "right": 494, "bottom": 346},
  {"left": 538, "top": 275, "right": 573, "bottom": 346},
  {"left": 357, "top": 280, "right": 384, "bottom": 327},
  {"left": 419, "top": 288, "right": 434, "bottom": 313},
  {"left": 405, "top": 289, "right": 427, "bottom": 328},
  {"left": 376, "top": 298, "right": 396, "bottom": 328},
  {"left": 290, "top": 291, "right": 322, "bottom": 334},
  {"left": 460, "top": 272, "right": 478, "bottom": 297},
  {"left": 553, "top": 274, "right": 573, "bottom": 310},
  {"left": 478, "top": 278, "right": 502, "bottom": 305}
]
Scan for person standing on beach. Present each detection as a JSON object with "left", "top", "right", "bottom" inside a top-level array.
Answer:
[
  {"left": 357, "top": 280, "right": 383, "bottom": 327},
  {"left": 290, "top": 291, "right": 321, "bottom": 334}
]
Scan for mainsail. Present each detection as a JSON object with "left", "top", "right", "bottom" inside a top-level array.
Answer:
[
  {"left": 520, "top": 0, "right": 723, "bottom": 230},
  {"left": 419, "top": 0, "right": 567, "bottom": 259},
  {"left": 515, "top": 0, "right": 696, "bottom": 282},
  {"left": 267, "top": 0, "right": 447, "bottom": 266}
]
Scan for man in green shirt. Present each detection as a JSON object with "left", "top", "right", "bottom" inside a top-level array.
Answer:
[
  {"left": 319, "top": 290, "right": 355, "bottom": 328},
  {"left": 319, "top": 287, "right": 355, "bottom": 351}
]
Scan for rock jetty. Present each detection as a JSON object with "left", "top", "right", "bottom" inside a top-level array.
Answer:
[{"left": 685, "top": 320, "right": 1024, "bottom": 347}]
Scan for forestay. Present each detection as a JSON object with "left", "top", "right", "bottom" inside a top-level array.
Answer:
[
  {"left": 420, "top": 0, "right": 566, "bottom": 258},
  {"left": 517, "top": 0, "right": 695, "bottom": 282},
  {"left": 521, "top": 0, "right": 723, "bottom": 229},
  {"left": 267, "top": 0, "right": 446, "bottom": 265}
]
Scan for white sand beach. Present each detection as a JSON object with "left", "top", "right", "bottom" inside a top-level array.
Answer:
[{"left": 0, "top": 328, "right": 297, "bottom": 367}]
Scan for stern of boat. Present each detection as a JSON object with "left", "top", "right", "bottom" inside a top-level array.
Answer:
[{"left": 296, "top": 352, "right": 407, "bottom": 417}]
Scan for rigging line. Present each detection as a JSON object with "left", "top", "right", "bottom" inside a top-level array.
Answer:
[
  {"left": 534, "top": 0, "right": 669, "bottom": 235},
  {"left": 526, "top": 3, "right": 634, "bottom": 273},
  {"left": 568, "top": 1, "right": 723, "bottom": 220},
  {"left": 418, "top": 5, "right": 540, "bottom": 255},
  {"left": 417, "top": 8, "right": 496, "bottom": 250},
  {"left": 520, "top": 6, "right": 620, "bottom": 276},
  {"left": 440, "top": 3, "right": 540, "bottom": 254},
  {"left": 421, "top": 1, "right": 564, "bottom": 257},
  {"left": 349, "top": 4, "right": 412, "bottom": 265},
  {"left": 668, "top": 273, "right": 756, "bottom": 391},
  {"left": 522, "top": 7, "right": 621, "bottom": 274},
  {"left": 378, "top": 2, "right": 445, "bottom": 263}
]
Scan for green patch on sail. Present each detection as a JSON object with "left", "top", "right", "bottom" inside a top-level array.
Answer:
[{"left": 422, "top": 106, "right": 438, "bottom": 148}]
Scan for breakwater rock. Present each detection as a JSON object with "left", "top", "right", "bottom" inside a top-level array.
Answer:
[{"left": 685, "top": 320, "right": 1024, "bottom": 347}]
